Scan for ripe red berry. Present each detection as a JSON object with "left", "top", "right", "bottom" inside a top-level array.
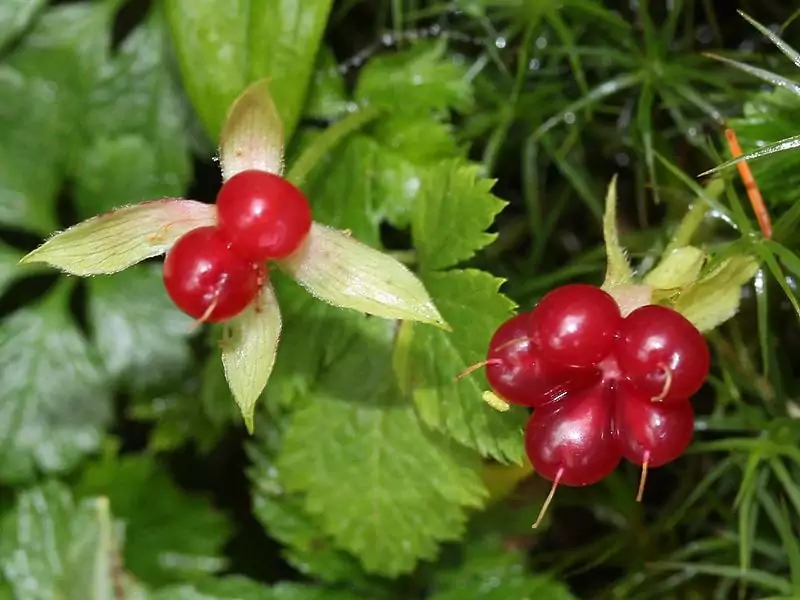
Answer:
[
  {"left": 616, "top": 305, "right": 709, "bottom": 403},
  {"left": 163, "top": 226, "right": 266, "bottom": 322},
  {"left": 485, "top": 312, "right": 599, "bottom": 407},
  {"left": 531, "top": 284, "right": 622, "bottom": 368},
  {"left": 524, "top": 384, "right": 621, "bottom": 487},
  {"left": 614, "top": 382, "right": 694, "bottom": 469},
  {"left": 614, "top": 382, "right": 694, "bottom": 500},
  {"left": 216, "top": 169, "right": 312, "bottom": 261}
]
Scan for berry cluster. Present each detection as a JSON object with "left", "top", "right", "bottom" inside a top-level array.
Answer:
[
  {"left": 163, "top": 170, "right": 312, "bottom": 322},
  {"left": 484, "top": 284, "right": 709, "bottom": 525}
]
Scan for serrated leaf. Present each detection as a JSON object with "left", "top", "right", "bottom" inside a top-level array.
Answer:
[
  {"left": 129, "top": 358, "right": 239, "bottom": 454},
  {"left": 397, "top": 269, "right": 525, "bottom": 463},
  {"left": 601, "top": 174, "right": 635, "bottom": 288},
  {"left": 1, "top": 1, "right": 118, "bottom": 232},
  {"left": 0, "top": 480, "right": 148, "bottom": 599},
  {"left": 279, "top": 223, "right": 447, "bottom": 328},
  {"left": 277, "top": 316, "right": 487, "bottom": 576},
  {"left": 412, "top": 161, "right": 506, "bottom": 271},
  {"left": 0, "top": 0, "right": 46, "bottom": 51},
  {"left": 355, "top": 40, "right": 473, "bottom": 113},
  {"left": 249, "top": 431, "right": 377, "bottom": 587},
  {"left": 87, "top": 264, "right": 194, "bottom": 392},
  {"left": 430, "top": 538, "right": 577, "bottom": 600},
  {"left": 644, "top": 246, "right": 706, "bottom": 290},
  {"left": 0, "top": 65, "right": 63, "bottom": 234},
  {"left": 75, "top": 6, "right": 192, "bottom": 217},
  {"left": 221, "top": 282, "right": 282, "bottom": 433},
  {"left": 164, "top": 0, "right": 332, "bottom": 141},
  {"left": 0, "top": 288, "right": 111, "bottom": 483},
  {"left": 76, "top": 450, "right": 230, "bottom": 586},
  {"left": 672, "top": 255, "right": 760, "bottom": 332},
  {"left": 219, "top": 79, "right": 285, "bottom": 181},
  {"left": 20, "top": 199, "right": 216, "bottom": 276},
  {"left": 154, "top": 578, "right": 361, "bottom": 600}
]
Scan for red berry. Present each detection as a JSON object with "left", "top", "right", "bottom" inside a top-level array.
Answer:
[
  {"left": 524, "top": 383, "right": 621, "bottom": 486},
  {"left": 616, "top": 305, "right": 709, "bottom": 402},
  {"left": 485, "top": 312, "right": 599, "bottom": 407},
  {"left": 532, "top": 284, "right": 622, "bottom": 368},
  {"left": 216, "top": 169, "right": 312, "bottom": 261},
  {"left": 163, "top": 226, "right": 265, "bottom": 322},
  {"left": 614, "top": 382, "right": 694, "bottom": 469}
]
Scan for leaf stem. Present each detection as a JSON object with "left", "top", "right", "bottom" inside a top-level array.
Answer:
[
  {"left": 287, "top": 105, "right": 382, "bottom": 187},
  {"left": 666, "top": 197, "right": 713, "bottom": 253}
]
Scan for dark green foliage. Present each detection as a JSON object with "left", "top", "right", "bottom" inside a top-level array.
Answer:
[{"left": 1, "top": 1, "right": 800, "bottom": 598}]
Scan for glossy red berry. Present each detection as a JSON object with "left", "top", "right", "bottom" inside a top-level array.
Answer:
[
  {"left": 163, "top": 226, "right": 266, "bottom": 322},
  {"left": 531, "top": 284, "right": 622, "bottom": 368},
  {"left": 216, "top": 169, "right": 312, "bottom": 261},
  {"left": 485, "top": 312, "right": 599, "bottom": 407},
  {"left": 524, "top": 384, "right": 621, "bottom": 486},
  {"left": 616, "top": 305, "right": 709, "bottom": 403},
  {"left": 614, "top": 382, "right": 694, "bottom": 469}
]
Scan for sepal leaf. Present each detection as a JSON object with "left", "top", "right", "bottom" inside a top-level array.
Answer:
[
  {"left": 20, "top": 199, "right": 216, "bottom": 276},
  {"left": 219, "top": 78, "right": 285, "bottom": 182},
  {"left": 601, "top": 175, "right": 635, "bottom": 288},
  {"left": 644, "top": 246, "right": 707, "bottom": 291},
  {"left": 279, "top": 223, "right": 447, "bottom": 328},
  {"left": 671, "top": 255, "right": 760, "bottom": 332},
  {"left": 222, "top": 281, "right": 282, "bottom": 433}
]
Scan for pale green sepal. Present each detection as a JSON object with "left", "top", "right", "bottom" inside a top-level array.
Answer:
[
  {"left": 601, "top": 174, "right": 635, "bottom": 289},
  {"left": 644, "top": 246, "right": 707, "bottom": 290},
  {"left": 20, "top": 200, "right": 216, "bottom": 276},
  {"left": 672, "top": 255, "right": 760, "bottom": 332},
  {"left": 219, "top": 78, "right": 285, "bottom": 181},
  {"left": 279, "top": 223, "right": 448, "bottom": 329},
  {"left": 221, "top": 281, "right": 282, "bottom": 434}
]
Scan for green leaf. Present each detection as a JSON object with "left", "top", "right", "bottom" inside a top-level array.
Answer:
[
  {"left": 0, "top": 1, "right": 118, "bottom": 233},
  {"left": 249, "top": 428, "right": 378, "bottom": 587},
  {"left": 0, "top": 65, "right": 64, "bottom": 233},
  {"left": 0, "top": 241, "right": 22, "bottom": 298},
  {"left": 279, "top": 223, "right": 447, "bottom": 328},
  {"left": 75, "top": 6, "right": 192, "bottom": 217},
  {"left": 355, "top": 40, "right": 473, "bottom": 113},
  {"left": 129, "top": 358, "right": 239, "bottom": 454},
  {"left": 304, "top": 46, "right": 350, "bottom": 119},
  {"left": 671, "top": 254, "right": 760, "bottom": 332},
  {"left": 412, "top": 161, "right": 506, "bottom": 271},
  {"left": 222, "top": 282, "right": 282, "bottom": 433},
  {"left": 75, "top": 449, "right": 231, "bottom": 586},
  {"left": 430, "top": 546, "right": 577, "bottom": 600},
  {"left": 0, "top": 0, "right": 46, "bottom": 52},
  {"left": 0, "top": 288, "right": 111, "bottom": 483},
  {"left": 276, "top": 315, "right": 487, "bottom": 576},
  {"left": 164, "top": 0, "right": 333, "bottom": 142},
  {"left": 398, "top": 270, "right": 524, "bottom": 463},
  {"left": 601, "top": 175, "right": 635, "bottom": 288},
  {"left": 21, "top": 199, "right": 216, "bottom": 276},
  {"left": 154, "top": 578, "right": 361, "bottom": 600},
  {"left": 87, "top": 264, "right": 194, "bottom": 392},
  {"left": 0, "top": 480, "right": 149, "bottom": 599}
]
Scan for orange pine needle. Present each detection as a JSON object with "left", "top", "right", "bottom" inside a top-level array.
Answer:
[{"left": 724, "top": 128, "right": 773, "bottom": 239}]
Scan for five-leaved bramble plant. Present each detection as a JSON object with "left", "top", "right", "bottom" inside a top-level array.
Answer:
[{"left": 21, "top": 80, "right": 448, "bottom": 432}]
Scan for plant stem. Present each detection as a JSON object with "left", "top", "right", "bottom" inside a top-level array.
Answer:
[{"left": 287, "top": 106, "right": 382, "bottom": 187}]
